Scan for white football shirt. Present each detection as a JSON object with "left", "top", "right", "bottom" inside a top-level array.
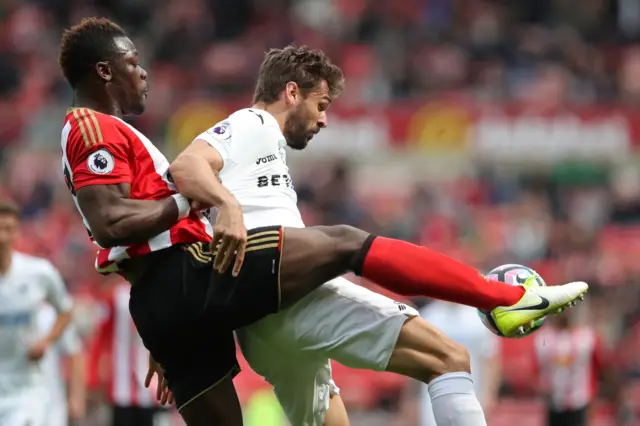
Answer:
[
  {"left": 196, "top": 108, "right": 304, "bottom": 229},
  {"left": 0, "top": 252, "right": 73, "bottom": 395}
]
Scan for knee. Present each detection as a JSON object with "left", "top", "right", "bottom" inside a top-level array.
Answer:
[
  {"left": 322, "top": 225, "right": 369, "bottom": 261},
  {"left": 417, "top": 338, "right": 471, "bottom": 383},
  {"left": 421, "top": 340, "right": 470, "bottom": 383},
  {"left": 438, "top": 340, "right": 471, "bottom": 376},
  {"left": 388, "top": 318, "right": 472, "bottom": 384}
]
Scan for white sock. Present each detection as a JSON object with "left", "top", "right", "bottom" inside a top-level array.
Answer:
[{"left": 428, "top": 372, "right": 487, "bottom": 426}]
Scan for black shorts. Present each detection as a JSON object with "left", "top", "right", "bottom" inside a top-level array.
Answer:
[
  {"left": 547, "top": 406, "right": 588, "bottom": 426},
  {"left": 111, "top": 406, "right": 159, "bottom": 426},
  {"left": 128, "top": 226, "right": 283, "bottom": 411}
]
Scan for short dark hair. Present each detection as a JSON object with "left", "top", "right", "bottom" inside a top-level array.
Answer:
[
  {"left": 58, "top": 17, "right": 126, "bottom": 88},
  {"left": 0, "top": 201, "right": 21, "bottom": 220},
  {"left": 253, "top": 45, "right": 345, "bottom": 104}
]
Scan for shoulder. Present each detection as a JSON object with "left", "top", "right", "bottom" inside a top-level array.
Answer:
[
  {"left": 13, "top": 252, "right": 57, "bottom": 276},
  {"left": 228, "top": 108, "right": 279, "bottom": 132},
  {"left": 63, "top": 108, "right": 130, "bottom": 150}
]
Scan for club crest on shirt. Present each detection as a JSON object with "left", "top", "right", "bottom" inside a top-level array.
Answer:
[
  {"left": 87, "top": 149, "right": 115, "bottom": 175},
  {"left": 206, "top": 122, "right": 231, "bottom": 140}
]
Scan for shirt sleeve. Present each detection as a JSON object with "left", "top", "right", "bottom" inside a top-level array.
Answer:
[
  {"left": 65, "top": 109, "right": 132, "bottom": 190},
  {"left": 194, "top": 109, "right": 271, "bottom": 171},
  {"left": 195, "top": 119, "right": 234, "bottom": 165},
  {"left": 39, "top": 260, "right": 73, "bottom": 313}
]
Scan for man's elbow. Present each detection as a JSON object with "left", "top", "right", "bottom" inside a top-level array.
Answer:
[
  {"left": 90, "top": 209, "right": 125, "bottom": 248},
  {"left": 169, "top": 154, "right": 196, "bottom": 190}
]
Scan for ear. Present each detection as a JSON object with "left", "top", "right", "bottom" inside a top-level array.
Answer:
[
  {"left": 95, "top": 62, "right": 113, "bottom": 82},
  {"left": 284, "top": 82, "right": 299, "bottom": 105}
]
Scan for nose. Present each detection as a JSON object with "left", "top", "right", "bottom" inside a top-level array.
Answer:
[
  {"left": 317, "top": 113, "right": 328, "bottom": 129},
  {"left": 140, "top": 67, "right": 148, "bottom": 80}
]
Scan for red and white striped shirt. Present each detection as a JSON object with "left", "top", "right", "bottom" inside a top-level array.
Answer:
[
  {"left": 60, "top": 108, "right": 212, "bottom": 273},
  {"left": 88, "top": 282, "right": 158, "bottom": 407},
  {"left": 534, "top": 325, "right": 606, "bottom": 411}
]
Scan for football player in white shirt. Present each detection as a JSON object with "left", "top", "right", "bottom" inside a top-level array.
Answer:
[
  {"left": 0, "top": 202, "right": 74, "bottom": 426},
  {"left": 36, "top": 303, "right": 86, "bottom": 426},
  {"left": 166, "top": 46, "right": 588, "bottom": 426}
]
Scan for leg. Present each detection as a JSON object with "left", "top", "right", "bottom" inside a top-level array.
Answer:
[
  {"left": 279, "top": 225, "right": 588, "bottom": 336},
  {"left": 238, "top": 277, "right": 414, "bottom": 426},
  {"left": 128, "top": 245, "right": 244, "bottom": 426},
  {"left": 135, "top": 406, "right": 159, "bottom": 426},
  {"left": 179, "top": 375, "right": 243, "bottom": 426},
  {"left": 386, "top": 317, "right": 487, "bottom": 426},
  {"left": 112, "top": 406, "right": 133, "bottom": 426},
  {"left": 324, "top": 395, "right": 350, "bottom": 426},
  {"left": 547, "top": 408, "right": 562, "bottom": 426},
  {"left": 278, "top": 225, "right": 522, "bottom": 310},
  {"left": 249, "top": 273, "right": 484, "bottom": 426}
]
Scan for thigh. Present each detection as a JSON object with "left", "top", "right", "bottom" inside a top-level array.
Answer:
[
  {"left": 208, "top": 226, "right": 284, "bottom": 328},
  {"left": 128, "top": 246, "right": 241, "bottom": 413},
  {"left": 324, "top": 395, "right": 350, "bottom": 426},
  {"left": 268, "top": 358, "right": 340, "bottom": 426},
  {"left": 240, "top": 277, "right": 417, "bottom": 373},
  {"left": 179, "top": 373, "right": 243, "bottom": 426},
  {"left": 279, "top": 226, "right": 370, "bottom": 308}
]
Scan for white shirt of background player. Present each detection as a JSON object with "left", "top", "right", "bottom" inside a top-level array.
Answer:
[
  {"left": 0, "top": 252, "right": 73, "bottom": 395},
  {"left": 195, "top": 108, "right": 305, "bottom": 230},
  {"left": 36, "top": 303, "right": 83, "bottom": 426}
]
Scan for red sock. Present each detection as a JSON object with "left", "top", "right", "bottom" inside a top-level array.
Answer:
[{"left": 360, "top": 237, "right": 525, "bottom": 311}]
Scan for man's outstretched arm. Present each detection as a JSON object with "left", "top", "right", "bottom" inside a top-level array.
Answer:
[{"left": 76, "top": 183, "right": 188, "bottom": 248}]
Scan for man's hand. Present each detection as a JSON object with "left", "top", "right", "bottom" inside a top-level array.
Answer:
[
  {"left": 144, "top": 354, "right": 173, "bottom": 405},
  {"left": 27, "top": 339, "right": 49, "bottom": 361},
  {"left": 212, "top": 201, "right": 247, "bottom": 277}
]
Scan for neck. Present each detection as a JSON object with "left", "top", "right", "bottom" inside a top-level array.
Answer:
[
  {"left": 252, "top": 101, "right": 287, "bottom": 132},
  {"left": 0, "top": 249, "right": 12, "bottom": 275},
  {"left": 73, "top": 88, "right": 122, "bottom": 118}
]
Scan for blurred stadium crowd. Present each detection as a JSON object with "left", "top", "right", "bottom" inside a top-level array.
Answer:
[{"left": 1, "top": 0, "right": 640, "bottom": 425}]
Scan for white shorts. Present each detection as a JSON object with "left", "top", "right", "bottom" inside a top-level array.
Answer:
[
  {"left": 236, "top": 277, "right": 418, "bottom": 426},
  {"left": 46, "top": 397, "right": 69, "bottom": 426},
  {"left": 0, "top": 388, "right": 48, "bottom": 426}
]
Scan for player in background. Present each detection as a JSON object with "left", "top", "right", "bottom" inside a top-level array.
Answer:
[
  {"left": 36, "top": 303, "right": 86, "bottom": 426},
  {"left": 533, "top": 310, "right": 630, "bottom": 426},
  {"left": 168, "top": 45, "right": 588, "bottom": 426},
  {"left": 0, "top": 201, "right": 74, "bottom": 426}
]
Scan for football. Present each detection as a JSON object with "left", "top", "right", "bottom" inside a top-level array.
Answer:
[{"left": 477, "top": 264, "right": 547, "bottom": 338}]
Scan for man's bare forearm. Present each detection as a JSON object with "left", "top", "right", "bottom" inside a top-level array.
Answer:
[
  {"left": 43, "top": 311, "right": 72, "bottom": 346},
  {"left": 104, "top": 197, "right": 180, "bottom": 246},
  {"left": 170, "top": 153, "right": 237, "bottom": 208}
]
